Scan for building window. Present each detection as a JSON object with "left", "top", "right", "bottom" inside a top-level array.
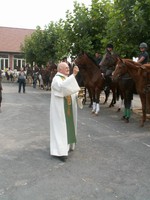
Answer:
[
  {"left": 14, "top": 54, "right": 26, "bottom": 70},
  {"left": 0, "top": 54, "right": 9, "bottom": 70}
]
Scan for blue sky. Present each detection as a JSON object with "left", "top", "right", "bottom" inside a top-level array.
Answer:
[{"left": 0, "top": 0, "right": 91, "bottom": 29}]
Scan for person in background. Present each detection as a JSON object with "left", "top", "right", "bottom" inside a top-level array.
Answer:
[
  {"left": 100, "top": 43, "right": 114, "bottom": 73},
  {"left": 137, "top": 42, "right": 149, "bottom": 64},
  {"left": 32, "top": 71, "right": 38, "bottom": 88},
  {"left": 94, "top": 52, "right": 102, "bottom": 66},
  {"left": 100, "top": 43, "right": 115, "bottom": 91},
  {"left": 50, "top": 62, "right": 80, "bottom": 162},
  {"left": 9, "top": 69, "right": 14, "bottom": 82},
  {"left": 18, "top": 68, "right": 26, "bottom": 93}
]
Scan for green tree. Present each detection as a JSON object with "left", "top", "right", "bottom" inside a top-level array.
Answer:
[
  {"left": 64, "top": 0, "right": 112, "bottom": 56},
  {"left": 22, "top": 0, "right": 150, "bottom": 64},
  {"left": 105, "top": 0, "right": 150, "bottom": 57}
]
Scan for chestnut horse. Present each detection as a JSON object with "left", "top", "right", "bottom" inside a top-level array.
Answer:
[
  {"left": 75, "top": 52, "right": 105, "bottom": 115},
  {"left": 112, "top": 58, "right": 150, "bottom": 127}
]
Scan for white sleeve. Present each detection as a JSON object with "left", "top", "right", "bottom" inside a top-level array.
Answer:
[{"left": 52, "top": 75, "right": 80, "bottom": 97}]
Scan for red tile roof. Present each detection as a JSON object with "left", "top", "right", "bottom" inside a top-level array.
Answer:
[{"left": 0, "top": 26, "right": 35, "bottom": 53}]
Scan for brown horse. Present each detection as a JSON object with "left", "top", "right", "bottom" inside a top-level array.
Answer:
[
  {"left": 112, "top": 58, "right": 150, "bottom": 127},
  {"left": 99, "top": 52, "right": 122, "bottom": 107},
  {"left": 99, "top": 53, "right": 142, "bottom": 115},
  {"left": 75, "top": 52, "right": 105, "bottom": 115}
]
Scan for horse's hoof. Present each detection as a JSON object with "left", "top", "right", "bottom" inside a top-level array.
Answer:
[
  {"left": 83, "top": 101, "right": 86, "bottom": 105},
  {"left": 125, "top": 118, "right": 129, "bottom": 123},
  {"left": 95, "top": 113, "right": 99, "bottom": 116},
  {"left": 140, "top": 124, "right": 144, "bottom": 127},
  {"left": 117, "top": 108, "right": 121, "bottom": 112},
  {"left": 91, "top": 109, "right": 96, "bottom": 113},
  {"left": 121, "top": 116, "right": 126, "bottom": 120}
]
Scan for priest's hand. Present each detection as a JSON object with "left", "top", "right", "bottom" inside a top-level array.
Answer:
[{"left": 73, "top": 66, "right": 79, "bottom": 76}]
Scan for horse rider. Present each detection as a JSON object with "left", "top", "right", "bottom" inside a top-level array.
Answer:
[
  {"left": 137, "top": 42, "right": 149, "bottom": 64},
  {"left": 94, "top": 52, "right": 102, "bottom": 66},
  {"left": 100, "top": 43, "right": 115, "bottom": 91}
]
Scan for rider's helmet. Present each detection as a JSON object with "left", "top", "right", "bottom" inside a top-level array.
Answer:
[
  {"left": 106, "top": 43, "right": 114, "bottom": 49},
  {"left": 139, "top": 42, "right": 148, "bottom": 48}
]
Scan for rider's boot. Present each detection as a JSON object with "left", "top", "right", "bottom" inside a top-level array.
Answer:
[
  {"left": 125, "top": 109, "right": 131, "bottom": 123},
  {"left": 121, "top": 108, "right": 127, "bottom": 120}
]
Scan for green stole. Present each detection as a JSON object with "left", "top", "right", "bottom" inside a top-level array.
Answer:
[{"left": 57, "top": 75, "right": 76, "bottom": 144}]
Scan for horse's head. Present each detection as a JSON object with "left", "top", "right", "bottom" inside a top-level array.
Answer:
[
  {"left": 100, "top": 53, "right": 118, "bottom": 68},
  {"left": 75, "top": 52, "right": 98, "bottom": 70},
  {"left": 75, "top": 52, "right": 87, "bottom": 67},
  {"left": 112, "top": 58, "right": 127, "bottom": 81}
]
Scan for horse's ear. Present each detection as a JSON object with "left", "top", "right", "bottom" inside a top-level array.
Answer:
[{"left": 77, "top": 51, "right": 84, "bottom": 57}]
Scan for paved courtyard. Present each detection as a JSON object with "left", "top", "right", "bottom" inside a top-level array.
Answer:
[{"left": 0, "top": 82, "right": 150, "bottom": 200}]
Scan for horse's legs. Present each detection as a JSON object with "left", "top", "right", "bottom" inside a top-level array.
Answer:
[
  {"left": 87, "top": 88, "right": 93, "bottom": 108},
  {"left": 109, "top": 89, "right": 116, "bottom": 107},
  {"left": 117, "top": 89, "right": 124, "bottom": 111},
  {"left": 91, "top": 89, "right": 97, "bottom": 113},
  {"left": 103, "top": 87, "right": 110, "bottom": 104},
  {"left": 139, "top": 94, "right": 146, "bottom": 127},
  {"left": 83, "top": 87, "right": 87, "bottom": 105},
  {"left": 94, "top": 89, "right": 101, "bottom": 115},
  {"left": 117, "top": 98, "right": 124, "bottom": 112},
  {"left": 109, "top": 82, "right": 118, "bottom": 107}
]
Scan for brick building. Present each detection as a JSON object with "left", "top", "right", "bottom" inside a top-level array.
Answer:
[{"left": 0, "top": 26, "right": 35, "bottom": 70}]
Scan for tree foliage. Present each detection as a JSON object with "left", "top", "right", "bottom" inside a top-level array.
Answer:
[
  {"left": 21, "top": 0, "right": 150, "bottom": 65},
  {"left": 106, "top": 0, "right": 150, "bottom": 57}
]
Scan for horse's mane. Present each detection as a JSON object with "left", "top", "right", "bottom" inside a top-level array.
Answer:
[
  {"left": 85, "top": 53, "right": 100, "bottom": 68},
  {"left": 100, "top": 52, "right": 120, "bottom": 67},
  {"left": 122, "top": 58, "right": 141, "bottom": 69},
  {"left": 77, "top": 52, "right": 100, "bottom": 69}
]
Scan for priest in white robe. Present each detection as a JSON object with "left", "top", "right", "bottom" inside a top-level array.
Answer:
[{"left": 50, "top": 62, "right": 80, "bottom": 162}]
